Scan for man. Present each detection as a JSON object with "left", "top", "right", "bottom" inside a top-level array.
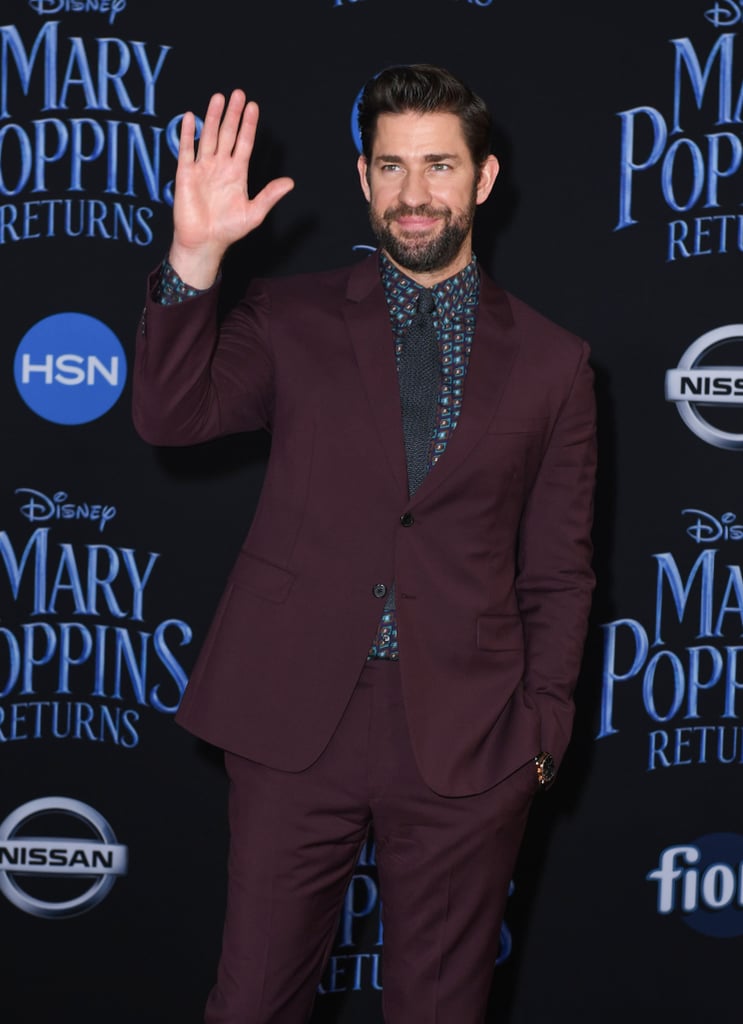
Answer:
[{"left": 133, "top": 64, "right": 596, "bottom": 1024}]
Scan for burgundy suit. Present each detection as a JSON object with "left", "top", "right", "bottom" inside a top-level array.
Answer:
[{"left": 132, "top": 252, "right": 596, "bottom": 1021}]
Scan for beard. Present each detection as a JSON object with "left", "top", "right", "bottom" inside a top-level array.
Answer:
[{"left": 367, "top": 188, "right": 477, "bottom": 274}]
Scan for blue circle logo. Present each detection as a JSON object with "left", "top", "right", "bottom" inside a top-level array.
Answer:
[
  {"left": 14, "top": 313, "right": 127, "bottom": 425},
  {"left": 350, "top": 84, "right": 364, "bottom": 154},
  {"left": 682, "top": 833, "right": 743, "bottom": 938},
  {"left": 648, "top": 832, "right": 743, "bottom": 938}
]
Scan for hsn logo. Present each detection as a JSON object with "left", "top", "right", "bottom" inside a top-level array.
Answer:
[{"left": 14, "top": 312, "right": 126, "bottom": 425}]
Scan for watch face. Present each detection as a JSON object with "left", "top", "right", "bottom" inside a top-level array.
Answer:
[{"left": 537, "top": 753, "right": 556, "bottom": 785}]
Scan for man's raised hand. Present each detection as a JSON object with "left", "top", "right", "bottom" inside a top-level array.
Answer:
[{"left": 168, "top": 90, "right": 295, "bottom": 289}]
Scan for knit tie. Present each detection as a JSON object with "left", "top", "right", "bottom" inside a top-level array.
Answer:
[{"left": 398, "top": 287, "right": 439, "bottom": 496}]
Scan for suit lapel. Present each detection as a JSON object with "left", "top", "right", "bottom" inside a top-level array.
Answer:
[
  {"left": 408, "top": 269, "right": 518, "bottom": 505},
  {"left": 343, "top": 255, "right": 409, "bottom": 497},
  {"left": 343, "top": 257, "right": 518, "bottom": 505}
]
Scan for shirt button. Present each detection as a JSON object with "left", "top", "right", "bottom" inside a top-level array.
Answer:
[
  {"left": 400, "top": 512, "right": 415, "bottom": 527},
  {"left": 373, "top": 583, "right": 387, "bottom": 598}
]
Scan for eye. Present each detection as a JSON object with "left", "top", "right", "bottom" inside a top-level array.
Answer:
[
  {"left": 430, "top": 163, "right": 452, "bottom": 172},
  {"left": 380, "top": 163, "right": 401, "bottom": 172}
]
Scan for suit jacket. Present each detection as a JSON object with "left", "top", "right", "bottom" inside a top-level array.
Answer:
[{"left": 132, "top": 253, "right": 596, "bottom": 798}]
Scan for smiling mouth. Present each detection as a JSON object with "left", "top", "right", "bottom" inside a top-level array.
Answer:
[{"left": 395, "top": 216, "right": 441, "bottom": 233}]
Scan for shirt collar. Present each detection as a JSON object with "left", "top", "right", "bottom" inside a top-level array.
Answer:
[{"left": 379, "top": 251, "right": 479, "bottom": 331}]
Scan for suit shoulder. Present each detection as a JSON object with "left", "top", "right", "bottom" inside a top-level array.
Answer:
[
  {"left": 253, "top": 261, "right": 360, "bottom": 302},
  {"left": 501, "top": 288, "right": 589, "bottom": 358}
]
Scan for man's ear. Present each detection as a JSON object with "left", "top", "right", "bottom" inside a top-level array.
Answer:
[
  {"left": 475, "top": 154, "right": 500, "bottom": 205},
  {"left": 357, "top": 155, "right": 371, "bottom": 202}
]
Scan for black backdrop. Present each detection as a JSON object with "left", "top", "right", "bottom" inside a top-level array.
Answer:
[{"left": 2, "top": 1, "right": 742, "bottom": 1021}]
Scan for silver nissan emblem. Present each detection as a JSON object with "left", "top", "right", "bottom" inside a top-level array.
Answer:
[
  {"left": 665, "top": 325, "right": 743, "bottom": 450},
  {"left": 0, "top": 797, "right": 128, "bottom": 918}
]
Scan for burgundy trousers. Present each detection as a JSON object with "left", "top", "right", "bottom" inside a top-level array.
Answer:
[{"left": 204, "top": 659, "right": 537, "bottom": 1024}]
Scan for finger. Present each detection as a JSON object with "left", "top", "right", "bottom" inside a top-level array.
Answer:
[
  {"left": 198, "top": 92, "right": 226, "bottom": 157},
  {"left": 218, "top": 89, "right": 248, "bottom": 156},
  {"left": 178, "top": 111, "right": 196, "bottom": 165},
  {"left": 233, "top": 99, "right": 261, "bottom": 164},
  {"left": 249, "top": 176, "right": 295, "bottom": 223}
]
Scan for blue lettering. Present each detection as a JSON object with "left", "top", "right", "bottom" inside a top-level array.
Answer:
[
  {"left": 653, "top": 550, "right": 717, "bottom": 644},
  {"left": 672, "top": 34, "right": 736, "bottom": 132},
  {"left": 150, "top": 618, "right": 191, "bottom": 712},
  {"left": 616, "top": 106, "right": 667, "bottom": 229},
  {"left": 598, "top": 618, "right": 649, "bottom": 737}
]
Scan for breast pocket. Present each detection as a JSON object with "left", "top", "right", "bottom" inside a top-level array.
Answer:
[
  {"left": 487, "top": 416, "right": 549, "bottom": 437},
  {"left": 483, "top": 416, "right": 548, "bottom": 484}
]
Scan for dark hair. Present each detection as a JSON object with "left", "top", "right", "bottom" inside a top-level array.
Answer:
[{"left": 357, "top": 63, "right": 492, "bottom": 167}]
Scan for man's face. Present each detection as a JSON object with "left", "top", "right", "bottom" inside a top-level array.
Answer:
[{"left": 357, "top": 111, "right": 498, "bottom": 283}]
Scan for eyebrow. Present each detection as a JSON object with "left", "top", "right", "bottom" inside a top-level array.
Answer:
[{"left": 374, "top": 152, "right": 462, "bottom": 164}]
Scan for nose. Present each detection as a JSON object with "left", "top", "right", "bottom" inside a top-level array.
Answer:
[{"left": 398, "top": 168, "right": 431, "bottom": 209}]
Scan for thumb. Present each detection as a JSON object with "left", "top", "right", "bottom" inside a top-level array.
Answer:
[{"left": 251, "top": 177, "right": 295, "bottom": 223}]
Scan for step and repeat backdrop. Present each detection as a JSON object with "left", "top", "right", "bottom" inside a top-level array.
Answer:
[{"left": 1, "top": 1, "right": 741, "bottom": 1021}]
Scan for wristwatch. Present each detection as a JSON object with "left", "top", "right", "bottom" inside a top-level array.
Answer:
[{"left": 534, "top": 751, "right": 556, "bottom": 789}]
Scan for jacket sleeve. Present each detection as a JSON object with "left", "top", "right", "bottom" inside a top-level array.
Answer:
[
  {"left": 132, "top": 269, "right": 274, "bottom": 446},
  {"left": 515, "top": 340, "right": 597, "bottom": 767}
]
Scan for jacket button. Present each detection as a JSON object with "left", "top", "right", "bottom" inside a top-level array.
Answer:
[
  {"left": 400, "top": 512, "right": 415, "bottom": 527},
  {"left": 372, "top": 583, "right": 387, "bottom": 598}
]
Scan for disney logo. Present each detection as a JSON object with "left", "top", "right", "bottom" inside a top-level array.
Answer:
[
  {"left": 682, "top": 508, "right": 743, "bottom": 543},
  {"left": 16, "top": 488, "right": 117, "bottom": 533},
  {"left": 28, "top": 0, "right": 127, "bottom": 26},
  {"left": 704, "top": 1, "right": 742, "bottom": 27}
]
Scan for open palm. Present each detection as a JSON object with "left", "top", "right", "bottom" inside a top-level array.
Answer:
[{"left": 170, "top": 90, "right": 294, "bottom": 287}]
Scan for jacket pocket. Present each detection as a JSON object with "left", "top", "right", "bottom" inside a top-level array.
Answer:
[
  {"left": 229, "top": 551, "right": 296, "bottom": 603},
  {"left": 476, "top": 614, "right": 524, "bottom": 652}
]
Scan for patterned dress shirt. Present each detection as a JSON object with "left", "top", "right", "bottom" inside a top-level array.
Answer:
[{"left": 368, "top": 253, "right": 480, "bottom": 659}]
